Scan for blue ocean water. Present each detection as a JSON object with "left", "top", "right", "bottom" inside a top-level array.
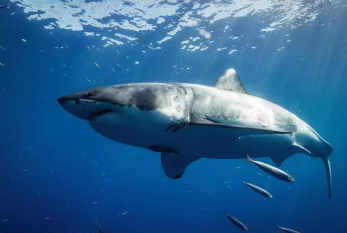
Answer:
[{"left": 1, "top": 1, "right": 347, "bottom": 232}]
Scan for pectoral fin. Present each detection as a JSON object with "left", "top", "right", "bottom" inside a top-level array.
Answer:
[{"left": 161, "top": 152, "right": 199, "bottom": 179}]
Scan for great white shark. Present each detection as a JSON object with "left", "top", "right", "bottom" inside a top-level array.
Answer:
[{"left": 57, "top": 68, "right": 333, "bottom": 198}]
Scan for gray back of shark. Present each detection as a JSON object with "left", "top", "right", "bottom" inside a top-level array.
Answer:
[{"left": 57, "top": 68, "right": 333, "bottom": 198}]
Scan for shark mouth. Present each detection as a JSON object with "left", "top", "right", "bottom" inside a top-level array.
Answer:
[{"left": 87, "top": 109, "right": 113, "bottom": 121}]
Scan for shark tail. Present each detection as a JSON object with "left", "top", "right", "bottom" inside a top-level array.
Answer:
[{"left": 322, "top": 157, "right": 332, "bottom": 198}]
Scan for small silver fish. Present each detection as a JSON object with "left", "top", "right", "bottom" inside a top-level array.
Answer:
[
  {"left": 277, "top": 224, "right": 300, "bottom": 233},
  {"left": 247, "top": 155, "right": 295, "bottom": 182},
  {"left": 96, "top": 219, "right": 103, "bottom": 233},
  {"left": 0, "top": 218, "right": 9, "bottom": 224},
  {"left": 243, "top": 181, "right": 273, "bottom": 198},
  {"left": 0, "top": 3, "right": 9, "bottom": 9},
  {"left": 225, "top": 212, "right": 248, "bottom": 231}
]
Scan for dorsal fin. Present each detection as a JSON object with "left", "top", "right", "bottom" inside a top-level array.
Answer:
[{"left": 214, "top": 68, "right": 248, "bottom": 94}]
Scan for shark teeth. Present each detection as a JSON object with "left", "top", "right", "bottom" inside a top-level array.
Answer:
[
  {"left": 87, "top": 109, "right": 113, "bottom": 121},
  {"left": 80, "top": 99, "right": 96, "bottom": 103}
]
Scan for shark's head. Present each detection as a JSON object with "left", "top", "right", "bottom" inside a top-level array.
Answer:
[
  {"left": 57, "top": 84, "right": 170, "bottom": 121},
  {"left": 57, "top": 83, "right": 186, "bottom": 147},
  {"left": 57, "top": 88, "right": 109, "bottom": 121}
]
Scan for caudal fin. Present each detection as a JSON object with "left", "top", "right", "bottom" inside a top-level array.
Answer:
[{"left": 322, "top": 158, "right": 332, "bottom": 198}]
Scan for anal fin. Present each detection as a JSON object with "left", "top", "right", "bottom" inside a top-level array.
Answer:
[
  {"left": 270, "top": 135, "right": 312, "bottom": 167},
  {"left": 161, "top": 152, "right": 199, "bottom": 179},
  {"left": 270, "top": 143, "right": 312, "bottom": 167},
  {"left": 270, "top": 156, "right": 290, "bottom": 167}
]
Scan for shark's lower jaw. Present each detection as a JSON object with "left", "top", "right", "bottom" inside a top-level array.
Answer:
[{"left": 87, "top": 109, "right": 114, "bottom": 122}]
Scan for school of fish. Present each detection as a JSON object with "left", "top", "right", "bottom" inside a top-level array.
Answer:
[{"left": 225, "top": 155, "right": 300, "bottom": 232}]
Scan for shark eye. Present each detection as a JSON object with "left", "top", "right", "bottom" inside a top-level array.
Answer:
[{"left": 86, "top": 92, "right": 93, "bottom": 97}]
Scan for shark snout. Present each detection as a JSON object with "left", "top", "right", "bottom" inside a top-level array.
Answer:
[
  {"left": 57, "top": 90, "right": 95, "bottom": 104},
  {"left": 57, "top": 92, "right": 107, "bottom": 121},
  {"left": 57, "top": 96, "right": 70, "bottom": 105}
]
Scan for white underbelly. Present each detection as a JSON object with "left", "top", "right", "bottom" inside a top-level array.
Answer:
[{"left": 88, "top": 109, "right": 295, "bottom": 160}]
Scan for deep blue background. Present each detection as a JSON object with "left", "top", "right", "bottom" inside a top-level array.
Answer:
[{"left": 1, "top": 2, "right": 347, "bottom": 233}]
